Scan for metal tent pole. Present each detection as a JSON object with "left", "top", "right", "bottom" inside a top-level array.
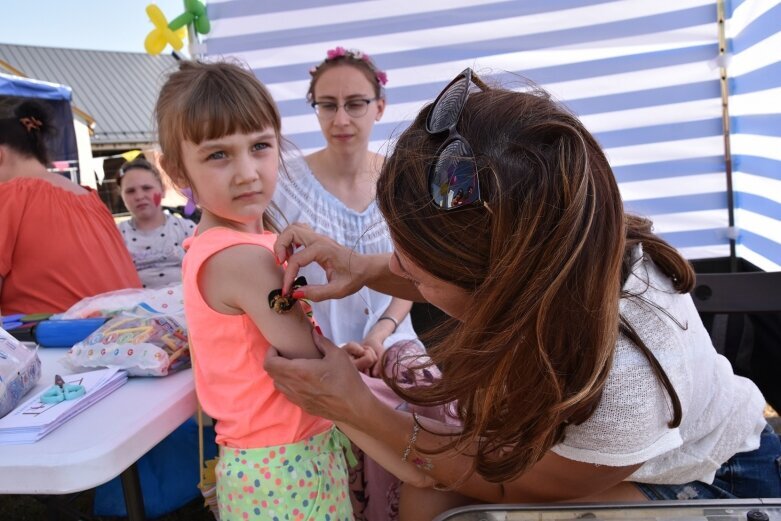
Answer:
[{"left": 717, "top": 0, "right": 738, "bottom": 272}]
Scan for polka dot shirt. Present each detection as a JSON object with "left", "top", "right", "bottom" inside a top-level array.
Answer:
[{"left": 118, "top": 213, "right": 196, "bottom": 288}]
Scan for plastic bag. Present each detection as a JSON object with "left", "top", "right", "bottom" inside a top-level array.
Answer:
[
  {"left": 0, "top": 328, "right": 42, "bottom": 419},
  {"left": 55, "top": 284, "right": 184, "bottom": 320},
  {"left": 62, "top": 313, "right": 189, "bottom": 376}
]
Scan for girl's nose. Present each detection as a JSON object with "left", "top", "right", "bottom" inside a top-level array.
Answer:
[{"left": 234, "top": 154, "right": 259, "bottom": 183}]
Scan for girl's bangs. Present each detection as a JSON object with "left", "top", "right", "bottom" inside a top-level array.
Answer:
[{"left": 178, "top": 83, "right": 278, "bottom": 145}]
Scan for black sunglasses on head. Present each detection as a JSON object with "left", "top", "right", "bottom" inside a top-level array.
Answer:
[{"left": 425, "top": 68, "right": 487, "bottom": 211}]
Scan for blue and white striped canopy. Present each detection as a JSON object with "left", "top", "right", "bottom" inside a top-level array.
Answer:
[
  {"left": 204, "top": 0, "right": 781, "bottom": 271},
  {"left": 727, "top": 0, "right": 781, "bottom": 271}
]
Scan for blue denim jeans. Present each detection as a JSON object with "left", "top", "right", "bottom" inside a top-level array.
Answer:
[{"left": 636, "top": 424, "right": 781, "bottom": 499}]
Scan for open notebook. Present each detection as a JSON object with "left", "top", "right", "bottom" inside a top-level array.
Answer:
[{"left": 0, "top": 367, "right": 128, "bottom": 444}]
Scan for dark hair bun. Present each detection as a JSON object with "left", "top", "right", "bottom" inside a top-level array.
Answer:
[{"left": 13, "top": 100, "right": 54, "bottom": 137}]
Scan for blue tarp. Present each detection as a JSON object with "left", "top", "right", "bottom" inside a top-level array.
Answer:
[
  {"left": 0, "top": 72, "right": 79, "bottom": 164},
  {"left": 0, "top": 72, "right": 72, "bottom": 100}
]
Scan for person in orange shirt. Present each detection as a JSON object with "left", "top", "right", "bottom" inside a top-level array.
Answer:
[{"left": 0, "top": 100, "right": 140, "bottom": 317}]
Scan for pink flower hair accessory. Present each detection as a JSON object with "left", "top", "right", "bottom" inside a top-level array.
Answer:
[
  {"left": 311, "top": 47, "right": 388, "bottom": 87},
  {"left": 326, "top": 46, "right": 347, "bottom": 60}
]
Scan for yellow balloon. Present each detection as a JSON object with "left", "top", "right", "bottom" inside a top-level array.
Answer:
[
  {"left": 146, "top": 4, "right": 168, "bottom": 29},
  {"left": 144, "top": 4, "right": 184, "bottom": 55},
  {"left": 144, "top": 31, "right": 165, "bottom": 55},
  {"left": 166, "top": 30, "right": 185, "bottom": 51}
]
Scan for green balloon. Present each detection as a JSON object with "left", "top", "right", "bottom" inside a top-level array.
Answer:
[
  {"left": 185, "top": 0, "right": 206, "bottom": 16},
  {"left": 168, "top": 12, "right": 194, "bottom": 31},
  {"left": 195, "top": 16, "right": 211, "bottom": 35}
]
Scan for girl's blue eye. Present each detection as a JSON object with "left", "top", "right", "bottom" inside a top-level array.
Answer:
[
  {"left": 252, "top": 142, "right": 270, "bottom": 151},
  {"left": 207, "top": 151, "right": 226, "bottom": 160}
]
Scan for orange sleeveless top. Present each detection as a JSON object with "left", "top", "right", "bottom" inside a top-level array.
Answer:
[{"left": 182, "top": 227, "right": 331, "bottom": 448}]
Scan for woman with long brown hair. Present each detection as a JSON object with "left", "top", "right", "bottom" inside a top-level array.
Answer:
[{"left": 265, "top": 69, "right": 780, "bottom": 520}]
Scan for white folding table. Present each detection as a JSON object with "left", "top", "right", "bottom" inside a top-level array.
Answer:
[{"left": 0, "top": 347, "right": 196, "bottom": 520}]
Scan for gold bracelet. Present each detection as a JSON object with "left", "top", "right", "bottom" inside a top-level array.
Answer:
[
  {"left": 401, "top": 413, "right": 434, "bottom": 471},
  {"left": 401, "top": 414, "right": 420, "bottom": 463}
]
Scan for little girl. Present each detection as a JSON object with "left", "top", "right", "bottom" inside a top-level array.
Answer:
[{"left": 154, "top": 60, "right": 355, "bottom": 521}]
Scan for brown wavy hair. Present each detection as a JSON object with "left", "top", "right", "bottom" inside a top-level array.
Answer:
[
  {"left": 377, "top": 81, "right": 693, "bottom": 483},
  {"left": 155, "top": 60, "right": 283, "bottom": 232},
  {"left": 117, "top": 157, "right": 163, "bottom": 188}
]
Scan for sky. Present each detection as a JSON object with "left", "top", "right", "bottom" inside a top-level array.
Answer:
[{"left": 1, "top": 0, "right": 193, "bottom": 53}]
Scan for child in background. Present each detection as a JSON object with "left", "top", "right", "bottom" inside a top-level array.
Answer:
[
  {"left": 117, "top": 157, "right": 196, "bottom": 288},
  {"left": 154, "top": 60, "right": 352, "bottom": 521}
]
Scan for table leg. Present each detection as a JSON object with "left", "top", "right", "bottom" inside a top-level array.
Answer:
[{"left": 119, "top": 463, "right": 146, "bottom": 521}]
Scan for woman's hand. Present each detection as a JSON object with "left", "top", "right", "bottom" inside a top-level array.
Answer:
[
  {"left": 273, "top": 223, "right": 367, "bottom": 302},
  {"left": 263, "top": 330, "right": 375, "bottom": 425}
]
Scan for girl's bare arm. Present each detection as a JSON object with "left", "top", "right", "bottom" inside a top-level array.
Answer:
[{"left": 200, "top": 244, "right": 320, "bottom": 359}]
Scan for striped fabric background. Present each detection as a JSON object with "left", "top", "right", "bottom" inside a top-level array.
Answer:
[
  {"left": 727, "top": 0, "right": 781, "bottom": 271},
  {"left": 204, "top": 0, "right": 780, "bottom": 270}
]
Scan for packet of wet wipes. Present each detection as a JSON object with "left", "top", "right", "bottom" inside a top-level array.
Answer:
[{"left": 0, "top": 328, "right": 41, "bottom": 419}]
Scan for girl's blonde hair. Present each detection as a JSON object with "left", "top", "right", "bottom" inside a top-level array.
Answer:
[{"left": 155, "top": 60, "right": 283, "bottom": 231}]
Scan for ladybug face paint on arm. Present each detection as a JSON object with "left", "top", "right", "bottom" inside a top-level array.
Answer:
[{"left": 268, "top": 276, "right": 309, "bottom": 314}]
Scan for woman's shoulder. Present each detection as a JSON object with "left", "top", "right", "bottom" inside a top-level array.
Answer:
[
  {"left": 281, "top": 150, "right": 314, "bottom": 183},
  {"left": 0, "top": 176, "right": 54, "bottom": 195},
  {"left": 1, "top": 177, "right": 101, "bottom": 213},
  {"left": 367, "top": 151, "right": 386, "bottom": 175},
  {"left": 0, "top": 177, "right": 29, "bottom": 200},
  {"left": 117, "top": 218, "right": 133, "bottom": 233},
  {"left": 9, "top": 173, "right": 87, "bottom": 194}
]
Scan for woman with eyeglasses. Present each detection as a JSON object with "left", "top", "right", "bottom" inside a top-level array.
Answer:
[
  {"left": 273, "top": 47, "right": 420, "bottom": 377},
  {"left": 117, "top": 157, "right": 195, "bottom": 288},
  {"left": 265, "top": 70, "right": 780, "bottom": 519},
  {"left": 272, "top": 47, "right": 440, "bottom": 520},
  {"left": 0, "top": 100, "right": 140, "bottom": 316}
]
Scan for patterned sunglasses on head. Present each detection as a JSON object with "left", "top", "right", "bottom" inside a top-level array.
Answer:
[{"left": 426, "top": 68, "right": 489, "bottom": 211}]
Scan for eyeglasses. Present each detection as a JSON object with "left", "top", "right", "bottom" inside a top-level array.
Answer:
[
  {"left": 311, "top": 98, "right": 378, "bottom": 119},
  {"left": 426, "top": 68, "right": 486, "bottom": 211}
]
